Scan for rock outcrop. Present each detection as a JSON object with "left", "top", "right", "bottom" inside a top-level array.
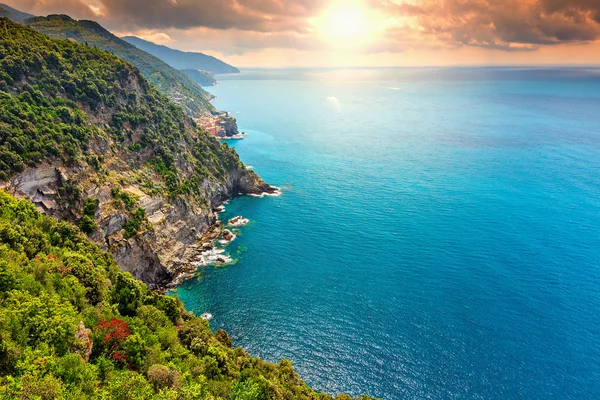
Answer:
[
  {"left": 221, "top": 229, "right": 235, "bottom": 242},
  {"left": 4, "top": 160, "right": 272, "bottom": 289},
  {"left": 75, "top": 321, "right": 93, "bottom": 362},
  {"left": 228, "top": 216, "right": 249, "bottom": 227}
]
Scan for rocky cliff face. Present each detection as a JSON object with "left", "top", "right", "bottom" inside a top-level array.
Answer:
[
  {"left": 3, "top": 158, "right": 272, "bottom": 288},
  {"left": 0, "top": 19, "right": 274, "bottom": 288}
]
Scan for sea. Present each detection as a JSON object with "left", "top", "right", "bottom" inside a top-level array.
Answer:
[{"left": 174, "top": 67, "right": 600, "bottom": 399}]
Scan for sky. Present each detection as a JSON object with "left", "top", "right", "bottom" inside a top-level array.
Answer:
[{"left": 6, "top": 0, "right": 600, "bottom": 67}]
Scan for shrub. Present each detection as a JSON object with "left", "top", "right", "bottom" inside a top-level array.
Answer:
[
  {"left": 147, "top": 364, "right": 180, "bottom": 391},
  {"left": 215, "top": 329, "right": 232, "bottom": 348},
  {"left": 79, "top": 215, "right": 96, "bottom": 234}
]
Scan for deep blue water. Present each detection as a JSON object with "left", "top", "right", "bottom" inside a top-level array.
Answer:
[{"left": 175, "top": 68, "right": 600, "bottom": 399}]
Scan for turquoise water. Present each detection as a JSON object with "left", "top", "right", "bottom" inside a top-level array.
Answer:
[{"left": 175, "top": 68, "right": 600, "bottom": 399}]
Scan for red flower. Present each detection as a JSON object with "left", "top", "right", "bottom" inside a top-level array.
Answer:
[
  {"left": 96, "top": 318, "right": 131, "bottom": 351},
  {"left": 112, "top": 351, "right": 127, "bottom": 362}
]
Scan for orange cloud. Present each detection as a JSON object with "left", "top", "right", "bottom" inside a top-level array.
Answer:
[
  {"left": 5, "top": 0, "right": 600, "bottom": 65},
  {"left": 393, "top": 0, "right": 600, "bottom": 51}
]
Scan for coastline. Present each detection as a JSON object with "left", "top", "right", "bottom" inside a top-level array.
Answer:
[{"left": 164, "top": 185, "right": 280, "bottom": 291}]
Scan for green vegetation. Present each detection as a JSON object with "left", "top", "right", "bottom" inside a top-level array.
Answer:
[
  {"left": 110, "top": 188, "right": 147, "bottom": 239},
  {"left": 123, "top": 207, "right": 145, "bottom": 239},
  {"left": 25, "top": 14, "right": 215, "bottom": 118},
  {"left": 0, "top": 191, "right": 375, "bottom": 399},
  {"left": 79, "top": 198, "right": 99, "bottom": 233},
  {"left": 0, "top": 18, "right": 245, "bottom": 200}
]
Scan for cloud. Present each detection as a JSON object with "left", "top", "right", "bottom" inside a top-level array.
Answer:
[
  {"left": 88, "top": 5, "right": 102, "bottom": 16},
  {"left": 134, "top": 31, "right": 174, "bottom": 45},
  {"left": 97, "top": 0, "right": 317, "bottom": 33},
  {"left": 5, "top": 0, "right": 600, "bottom": 56},
  {"left": 541, "top": 0, "right": 600, "bottom": 23},
  {"left": 4, "top": 0, "right": 320, "bottom": 32},
  {"left": 387, "top": 0, "right": 600, "bottom": 51},
  {"left": 122, "top": 26, "right": 319, "bottom": 56},
  {"left": 5, "top": 0, "right": 97, "bottom": 19}
]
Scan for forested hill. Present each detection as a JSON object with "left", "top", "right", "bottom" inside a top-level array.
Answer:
[
  {"left": 25, "top": 14, "right": 215, "bottom": 118},
  {"left": 0, "top": 191, "right": 376, "bottom": 399},
  {"left": 0, "top": 17, "right": 231, "bottom": 186},
  {"left": 123, "top": 36, "right": 240, "bottom": 74},
  {"left": 0, "top": 18, "right": 268, "bottom": 286}
]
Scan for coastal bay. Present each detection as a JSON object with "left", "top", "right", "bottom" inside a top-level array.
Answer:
[{"left": 178, "top": 67, "right": 600, "bottom": 399}]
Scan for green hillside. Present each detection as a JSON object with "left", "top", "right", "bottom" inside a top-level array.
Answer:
[
  {"left": 25, "top": 14, "right": 215, "bottom": 118},
  {"left": 0, "top": 191, "right": 375, "bottom": 399},
  {"left": 0, "top": 18, "right": 239, "bottom": 197}
]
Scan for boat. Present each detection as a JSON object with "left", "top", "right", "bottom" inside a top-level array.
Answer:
[{"left": 201, "top": 313, "right": 213, "bottom": 321}]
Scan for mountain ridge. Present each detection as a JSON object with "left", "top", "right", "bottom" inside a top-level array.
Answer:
[
  {"left": 123, "top": 36, "right": 240, "bottom": 74},
  {"left": 0, "top": 2, "right": 33, "bottom": 23}
]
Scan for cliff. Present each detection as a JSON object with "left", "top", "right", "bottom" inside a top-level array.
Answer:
[{"left": 0, "top": 19, "right": 273, "bottom": 288}]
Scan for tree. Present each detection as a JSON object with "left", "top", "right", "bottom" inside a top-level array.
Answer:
[{"left": 111, "top": 272, "right": 144, "bottom": 317}]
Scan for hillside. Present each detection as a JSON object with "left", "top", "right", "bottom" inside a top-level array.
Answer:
[
  {"left": 0, "top": 191, "right": 375, "bottom": 399},
  {"left": 123, "top": 36, "right": 240, "bottom": 74},
  {"left": 25, "top": 14, "right": 215, "bottom": 118},
  {"left": 0, "top": 18, "right": 272, "bottom": 287},
  {"left": 0, "top": 2, "right": 34, "bottom": 23},
  {"left": 182, "top": 68, "right": 217, "bottom": 87}
]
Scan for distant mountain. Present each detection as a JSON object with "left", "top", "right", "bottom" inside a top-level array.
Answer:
[
  {"left": 181, "top": 68, "right": 217, "bottom": 86},
  {"left": 25, "top": 14, "right": 215, "bottom": 117},
  {"left": 0, "top": 3, "right": 34, "bottom": 23},
  {"left": 123, "top": 36, "right": 240, "bottom": 74}
]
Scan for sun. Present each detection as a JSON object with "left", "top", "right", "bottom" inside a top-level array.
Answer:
[{"left": 319, "top": 2, "right": 375, "bottom": 45}]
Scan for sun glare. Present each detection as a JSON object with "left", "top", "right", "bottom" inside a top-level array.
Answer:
[{"left": 319, "top": 2, "right": 375, "bottom": 46}]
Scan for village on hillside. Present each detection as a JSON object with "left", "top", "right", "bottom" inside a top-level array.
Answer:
[{"left": 196, "top": 112, "right": 246, "bottom": 140}]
